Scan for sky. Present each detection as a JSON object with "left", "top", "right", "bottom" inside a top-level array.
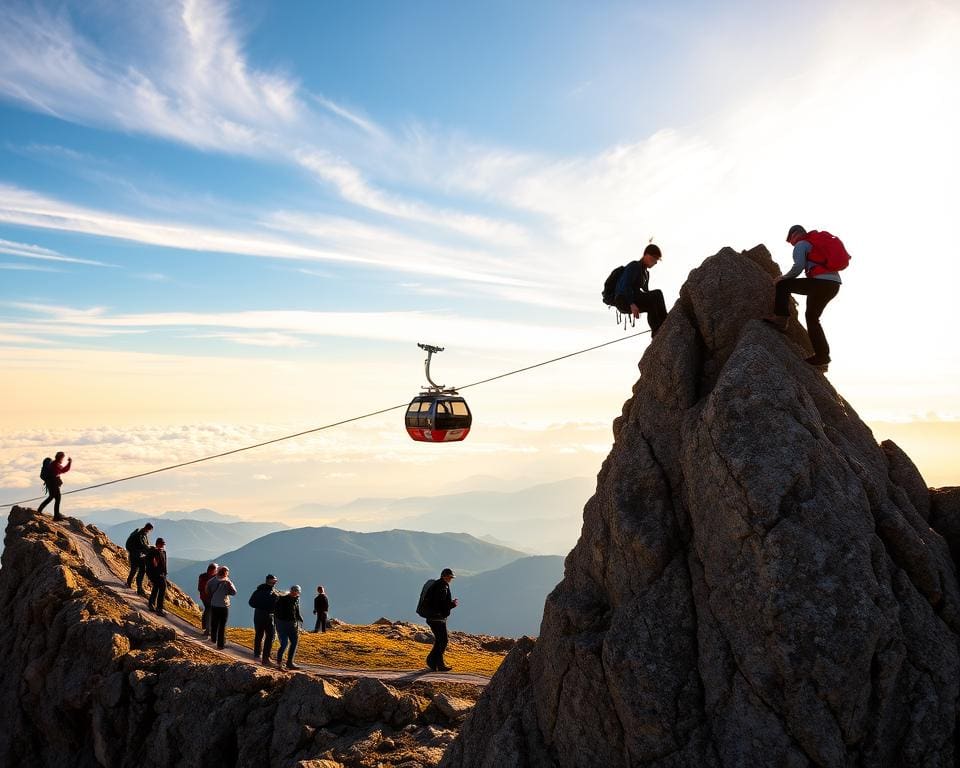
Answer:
[{"left": 0, "top": 0, "right": 958, "bottom": 523}]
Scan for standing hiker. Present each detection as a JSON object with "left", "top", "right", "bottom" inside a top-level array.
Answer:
[
  {"left": 765, "top": 224, "right": 848, "bottom": 370},
  {"left": 197, "top": 562, "right": 217, "bottom": 637},
  {"left": 125, "top": 522, "right": 154, "bottom": 597},
  {"left": 207, "top": 565, "right": 237, "bottom": 651},
  {"left": 249, "top": 574, "right": 280, "bottom": 666},
  {"left": 312, "top": 585, "right": 329, "bottom": 633},
  {"left": 38, "top": 452, "right": 72, "bottom": 521},
  {"left": 614, "top": 244, "right": 667, "bottom": 335},
  {"left": 275, "top": 585, "right": 304, "bottom": 670},
  {"left": 420, "top": 568, "right": 458, "bottom": 672},
  {"left": 145, "top": 538, "right": 168, "bottom": 616}
]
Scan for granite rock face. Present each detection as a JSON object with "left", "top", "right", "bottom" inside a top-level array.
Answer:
[{"left": 444, "top": 245, "right": 960, "bottom": 768}]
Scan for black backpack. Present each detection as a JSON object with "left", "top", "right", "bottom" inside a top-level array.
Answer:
[
  {"left": 40, "top": 457, "right": 54, "bottom": 486},
  {"left": 125, "top": 528, "right": 141, "bottom": 552},
  {"left": 416, "top": 578, "right": 436, "bottom": 618},
  {"left": 602, "top": 265, "right": 626, "bottom": 306}
]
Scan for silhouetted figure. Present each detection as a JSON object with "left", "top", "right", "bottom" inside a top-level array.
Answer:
[
  {"left": 312, "top": 585, "right": 329, "bottom": 633},
  {"left": 275, "top": 585, "right": 304, "bottom": 670},
  {"left": 38, "top": 452, "right": 71, "bottom": 521},
  {"left": 615, "top": 244, "right": 667, "bottom": 335},
  {"left": 765, "top": 224, "right": 846, "bottom": 369},
  {"left": 206, "top": 566, "right": 237, "bottom": 650},
  {"left": 250, "top": 574, "right": 279, "bottom": 665},
  {"left": 125, "top": 523, "right": 154, "bottom": 596},
  {"left": 422, "top": 568, "right": 459, "bottom": 672},
  {"left": 197, "top": 562, "right": 217, "bottom": 637},
  {"left": 146, "top": 538, "right": 168, "bottom": 616}
]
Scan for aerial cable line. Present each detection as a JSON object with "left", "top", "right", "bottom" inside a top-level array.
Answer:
[{"left": 3, "top": 329, "right": 650, "bottom": 507}]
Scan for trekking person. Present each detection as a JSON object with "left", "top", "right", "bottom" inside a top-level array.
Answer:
[
  {"left": 145, "top": 538, "right": 168, "bottom": 616},
  {"left": 249, "top": 574, "right": 280, "bottom": 666},
  {"left": 421, "top": 568, "right": 458, "bottom": 672},
  {"left": 197, "top": 563, "right": 217, "bottom": 637},
  {"left": 206, "top": 565, "right": 237, "bottom": 651},
  {"left": 765, "top": 224, "right": 845, "bottom": 369},
  {"left": 614, "top": 244, "right": 667, "bottom": 335},
  {"left": 125, "top": 522, "right": 154, "bottom": 597},
  {"left": 275, "top": 585, "right": 304, "bottom": 670},
  {"left": 38, "top": 452, "right": 72, "bottom": 521},
  {"left": 312, "top": 585, "right": 329, "bottom": 633}
]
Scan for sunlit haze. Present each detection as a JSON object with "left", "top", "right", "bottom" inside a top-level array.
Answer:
[{"left": 1, "top": 0, "right": 957, "bottom": 524}]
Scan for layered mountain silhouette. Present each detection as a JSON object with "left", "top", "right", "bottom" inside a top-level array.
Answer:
[
  {"left": 104, "top": 518, "right": 288, "bottom": 561},
  {"left": 444, "top": 245, "right": 960, "bottom": 767},
  {"left": 169, "top": 526, "right": 564, "bottom": 636}
]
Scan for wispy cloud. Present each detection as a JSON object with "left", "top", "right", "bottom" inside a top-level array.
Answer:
[{"left": 0, "top": 237, "right": 112, "bottom": 266}]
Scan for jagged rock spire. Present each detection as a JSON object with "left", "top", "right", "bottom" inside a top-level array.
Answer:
[{"left": 444, "top": 245, "right": 960, "bottom": 768}]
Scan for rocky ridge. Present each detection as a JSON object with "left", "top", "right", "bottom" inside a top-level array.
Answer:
[
  {"left": 0, "top": 508, "right": 485, "bottom": 768},
  {"left": 443, "top": 245, "right": 960, "bottom": 768}
]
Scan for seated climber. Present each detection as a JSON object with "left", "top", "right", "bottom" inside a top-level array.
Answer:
[{"left": 614, "top": 244, "right": 667, "bottom": 336}]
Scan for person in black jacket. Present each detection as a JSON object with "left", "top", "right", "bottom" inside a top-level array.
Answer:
[
  {"left": 275, "top": 585, "right": 305, "bottom": 670},
  {"left": 614, "top": 243, "right": 666, "bottom": 335},
  {"left": 125, "top": 522, "right": 154, "bottom": 596},
  {"left": 249, "top": 574, "right": 279, "bottom": 665},
  {"left": 312, "top": 585, "right": 329, "bottom": 633},
  {"left": 423, "top": 568, "right": 459, "bottom": 672},
  {"left": 145, "top": 538, "right": 168, "bottom": 616}
]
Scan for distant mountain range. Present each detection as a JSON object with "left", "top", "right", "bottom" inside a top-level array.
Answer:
[
  {"left": 83, "top": 507, "right": 257, "bottom": 527},
  {"left": 287, "top": 477, "right": 595, "bottom": 555},
  {"left": 104, "top": 518, "right": 289, "bottom": 562},
  {"left": 168, "top": 526, "right": 564, "bottom": 637}
]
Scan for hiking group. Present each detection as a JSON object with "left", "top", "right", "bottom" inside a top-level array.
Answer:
[{"left": 605, "top": 226, "right": 849, "bottom": 369}]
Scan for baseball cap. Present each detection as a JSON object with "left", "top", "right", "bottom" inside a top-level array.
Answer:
[
  {"left": 266, "top": 574, "right": 277, "bottom": 583},
  {"left": 441, "top": 568, "right": 455, "bottom": 578}
]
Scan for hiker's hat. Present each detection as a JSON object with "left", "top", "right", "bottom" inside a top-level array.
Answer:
[
  {"left": 266, "top": 574, "right": 277, "bottom": 583},
  {"left": 290, "top": 584, "right": 301, "bottom": 592},
  {"left": 156, "top": 537, "right": 165, "bottom": 545},
  {"left": 441, "top": 568, "right": 455, "bottom": 578}
]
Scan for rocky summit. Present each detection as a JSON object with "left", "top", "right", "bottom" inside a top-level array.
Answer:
[{"left": 444, "top": 245, "right": 960, "bottom": 768}]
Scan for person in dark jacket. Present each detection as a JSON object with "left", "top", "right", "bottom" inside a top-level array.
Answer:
[
  {"left": 145, "top": 538, "right": 168, "bottom": 616},
  {"left": 38, "top": 452, "right": 72, "bottom": 521},
  {"left": 312, "top": 585, "right": 329, "bottom": 633},
  {"left": 197, "top": 562, "right": 217, "bottom": 637},
  {"left": 275, "top": 585, "right": 304, "bottom": 670},
  {"left": 249, "top": 574, "right": 279, "bottom": 665},
  {"left": 125, "top": 522, "right": 154, "bottom": 597},
  {"left": 206, "top": 565, "right": 237, "bottom": 650},
  {"left": 423, "top": 568, "right": 459, "bottom": 672},
  {"left": 614, "top": 244, "right": 666, "bottom": 335}
]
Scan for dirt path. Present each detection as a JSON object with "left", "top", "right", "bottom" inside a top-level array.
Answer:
[{"left": 63, "top": 520, "right": 491, "bottom": 687}]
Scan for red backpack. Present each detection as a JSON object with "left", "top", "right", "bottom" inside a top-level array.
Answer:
[{"left": 804, "top": 230, "right": 851, "bottom": 276}]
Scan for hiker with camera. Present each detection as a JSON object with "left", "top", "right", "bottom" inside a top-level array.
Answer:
[{"left": 38, "top": 452, "right": 72, "bottom": 521}]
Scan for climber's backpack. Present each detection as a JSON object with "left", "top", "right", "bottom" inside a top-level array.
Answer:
[
  {"left": 40, "top": 457, "right": 54, "bottom": 486},
  {"left": 602, "top": 265, "right": 626, "bottom": 306},
  {"left": 416, "top": 578, "right": 437, "bottom": 619},
  {"left": 805, "top": 230, "right": 851, "bottom": 274},
  {"left": 125, "top": 528, "right": 141, "bottom": 553}
]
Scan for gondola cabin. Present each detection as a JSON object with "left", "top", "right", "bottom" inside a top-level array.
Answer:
[{"left": 405, "top": 395, "right": 472, "bottom": 442}]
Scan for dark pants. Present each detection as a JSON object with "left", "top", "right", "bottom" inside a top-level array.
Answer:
[
  {"left": 775, "top": 278, "right": 840, "bottom": 360},
  {"left": 313, "top": 612, "right": 328, "bottom": 633},
  {"left": 148, "top": 576, "right": 167, "bottom": 612},
  {"left": 253, "top": 610, "right": 275, "bottom": 660},
  {"left": 276, "top": 619, "right": 299, "bottom": 665},
  {"left": 37, "top": 487, "right": 63, "bottom": 519},
  {"left": 620, "top": 290, "right": 667, "bottom": 333},
  {"left": 127, "top": 552, "right": 146, "bottom": 590},
  {"left": 426, "top": 619, "right": 449, "bottom": 669},
  {"left": 209, "top": 606, "right": 229, "bottom": 649}
]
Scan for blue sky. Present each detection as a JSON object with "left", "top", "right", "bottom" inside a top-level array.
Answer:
[{"left": 1, "top": 0, "right": 958, "bottom": 519}]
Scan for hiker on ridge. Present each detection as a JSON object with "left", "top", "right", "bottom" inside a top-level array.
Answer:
[
  {"left": 614, "top": 244, "right": 667, "bottom": 336},
  {"left": 275, "top": 585, "right": 305, "bottom": 671},
  {"left": 145, "top": 538, "right": 168, "bottom": 616},
  {"left": 207, "top": 565, "right": 237, "bottom": 651},
  {"left": 38, "top": 452, "right": 72, "bottom": 521},
  {"left": 312, "top": 585, "right": 329, "bottom": 633},
  {"left": 125, "top": 522, "right": 154, "bottom": 597},
  {"left": 422, "top": 568, "right": 458, "bottom": 672},
  {"left": 197, "top": 562, "right": 217, "bottom": 637},
  {"left": 249, "top": 573, "right": 280, "bottom": 666},
  {"left": 765, "top": 224, "right": 846, "bottom": 369}
]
